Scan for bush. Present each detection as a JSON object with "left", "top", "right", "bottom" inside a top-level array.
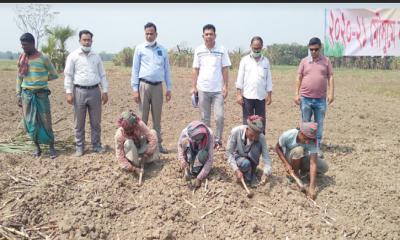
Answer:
[{"left": 112, "top": 47, "right": 134, "bottom": 67}]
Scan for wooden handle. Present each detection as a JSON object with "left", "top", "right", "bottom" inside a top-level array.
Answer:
[
  {"left": 289, "top": 171, "right": 305, "bottom": 190},
  {"left": 138, "top": 167, "right": 144, "bottom": 186},
  {"left": 240, "top": 177, "right": 251, "bottom": 194}
]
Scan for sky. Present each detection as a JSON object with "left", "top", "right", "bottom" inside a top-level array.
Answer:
[{"left": 1, "top": 2, "right": 399, "bottom": 54}]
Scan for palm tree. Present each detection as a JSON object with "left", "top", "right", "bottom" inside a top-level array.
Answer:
[{"left": 43, "top": 25, "right": 76, "bottom": 71}]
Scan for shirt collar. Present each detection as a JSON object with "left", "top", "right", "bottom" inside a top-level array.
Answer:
[
  {"left": 307, "top": 54, "right": 322, "bottom": 63},
  {"left": 249, "top": 54, "right": 264, "bottom": 62},
  {"left": 145, "top": 42, "right": 158, "bottom": 48},
  {"left": 78, "top": 48, "right": 94, "bottom": 56},
  {"left": 203, "top": 42, "right": 217, "bottom": 51}
]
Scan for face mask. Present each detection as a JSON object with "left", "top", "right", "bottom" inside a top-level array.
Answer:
[
  {"left": 251, "top": 50, "right": 262, "bottom": 58},
  {"left": 81, "top": 46, "right": 91, "bottom": 52},
  {"left": 146, "top": 40, "right": 156, "bottom": 47}
]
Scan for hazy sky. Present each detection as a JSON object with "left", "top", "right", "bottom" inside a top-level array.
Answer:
[{"left": 1, "top": 3, "right": 399, "bottom": 53}]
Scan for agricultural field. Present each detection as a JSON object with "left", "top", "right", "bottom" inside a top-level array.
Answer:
[{"left": 0, "top": 59, "right": 399, "bottom": 239}]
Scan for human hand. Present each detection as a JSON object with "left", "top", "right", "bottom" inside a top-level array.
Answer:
[
  {"left": 17, "top": 95, "right": 22, "bottom": 108},
  {"left": 191, "top": 87, "right": 197, "bottom": 95},
  {"left": 293, "top": 95, "right": 300, "bottom": 105},
  {"left": 102, "top": 93, "right": 108, "bottom": 105},
  {"left": 266, "top": 95, "right": 272, "bottom": 105},
  {"left": 133, "top": 91, "right": 140, "bottom": 104},
  {"left": 235, "top": 170, "right": 243, "bottom": 180},
  {"left": 236, "top": 94, "right": 243, "bottom": 105},
  {"left": 66, "top": 93, "right": 74, "bottom": 105},
  {"left": 327, "top": 95, "right": 334, "bottom": 105},
  {"left": 260, "top": 174, "right": 270, "bottom": 185},
  {"left": 307, "top": 186, "right": 317, "bottom": 200},
  {"left": 223, "top": 86, "right": 228, "bottom": 99},
  {"left": 166, "top": 90, "right": 171, "bottom": 102},
  {"left": 194, "top": 178, "right": 202, "bottom": 188}
]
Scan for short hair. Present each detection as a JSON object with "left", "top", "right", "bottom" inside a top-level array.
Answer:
[
  {"left": 203, "top": 24, "right": 216, "bottom": 33},
  {"left": 250, "top": 36, "right": 263, "bottom": 46},
  {"left": 79, "top": 30, "right": 93, "bottom": 40},
  {"left": 308, "top": 37, "right": 321, "bottom": 46},
  {"left": 144, "top": 22, "right": 157, "bottom": 32},
  {"left": 20, "top": 33, "right": 35, "bottom": 44}
]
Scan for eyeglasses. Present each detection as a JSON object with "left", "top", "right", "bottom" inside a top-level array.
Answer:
[{"left": 309, "top": 48, "right": 320, "bottom": 52}]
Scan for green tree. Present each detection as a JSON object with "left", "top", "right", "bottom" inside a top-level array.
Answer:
[
  {"left": 112, "top": 47, "right": 134, "bottom": 67},
  {"left": 42, "top": 25, "right": 76, "bottom": 71}
]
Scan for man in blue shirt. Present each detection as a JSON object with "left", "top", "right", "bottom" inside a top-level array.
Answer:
[
  {"left": 131, "top": 22, "right": 172, "bottom": 154},
  {"left": 275, "top": 122, "right": 329, "bottom": 200}
]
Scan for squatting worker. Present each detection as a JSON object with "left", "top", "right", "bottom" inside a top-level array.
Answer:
[
  {"left": 275, "top": 122, "right": 329, "bottom": 200},
  {"left": 114, "top": 110, "right": 159, "bottom": 176},
  {"left": 177, "top": 121, "right": 214, "bottom": 189}
]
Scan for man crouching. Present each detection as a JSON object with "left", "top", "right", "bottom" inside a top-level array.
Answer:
[
  {"left": 275, "top": 122, "right": 329, "bottom": 199},
  {"left": 226, "top": 115, "right": 272, "bottom": 187},
  {"left": 115, "top": 110, "right": 159, "bottom": 185},
  {"left": 177, "top": 121, "right": 214, "bottom": 189}
]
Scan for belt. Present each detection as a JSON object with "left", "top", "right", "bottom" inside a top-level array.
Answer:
[
  {"left": 74, "top": 84, "right": 99, "bottom": 89},
  {"left": 139, "top": 78, "right": 162, "bottom": 86}
]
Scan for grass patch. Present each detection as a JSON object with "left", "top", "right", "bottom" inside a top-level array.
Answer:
[{"left": 0, "top": 60, "right": 17, "bottom": 71}]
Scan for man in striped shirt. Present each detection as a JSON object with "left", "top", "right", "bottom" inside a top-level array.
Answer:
[{"left": 16, "top": 33, "right": 59, "bottom": 159}]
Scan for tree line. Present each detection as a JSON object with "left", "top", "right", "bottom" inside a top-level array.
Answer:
[
  {"left": 111, "top": 43, "right": 400, "bottom": 70},
  {"left": 12, "top": 3, "right": 400, "bottom": 71}
]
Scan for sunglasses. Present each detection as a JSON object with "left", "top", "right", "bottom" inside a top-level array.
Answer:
[{"left": 309, "top": 48, "right": 320, "bottom": 52}]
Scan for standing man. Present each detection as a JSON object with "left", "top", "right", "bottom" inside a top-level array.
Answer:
[
  {"left": 225, "top": 115, "right": 272, "bottom": 187},
  {"left": 16, "top": 33, "right": 58, "bottom": 159},
  {"left": 192, "top": 24, "right": 231, "bottom": 151},
  {"left": 131, "top": 22, "right": 172, "bottom": 154},
  {"left": 64, "top": 30, "right": 109, "bottom": 157},
  {"left": 294, "top": 37, "right": 334, "bottom": 157},
  {"left": 275, "top": 122, "right": 329, "bottom": 200},
  {"left": 236, "top": 36, "right": 272, "bottom": 134}
]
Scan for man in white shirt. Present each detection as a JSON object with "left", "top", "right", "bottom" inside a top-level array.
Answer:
[
  {"left": 236, "top": 36, "right": 272, "bottom": 134},
  {"left": 64, "top": 30, "right": 109, "bottom": 157},
  {"left": 192, "top": 24, "right": 231, "bottom": 151}
]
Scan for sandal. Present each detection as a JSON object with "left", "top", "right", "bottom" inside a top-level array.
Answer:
[
  {"left": 32, "top": 149, "right": 42, "bottom": 158},
  {"left": 49, "top": 148, "right": 57, "bottom": 159}
]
